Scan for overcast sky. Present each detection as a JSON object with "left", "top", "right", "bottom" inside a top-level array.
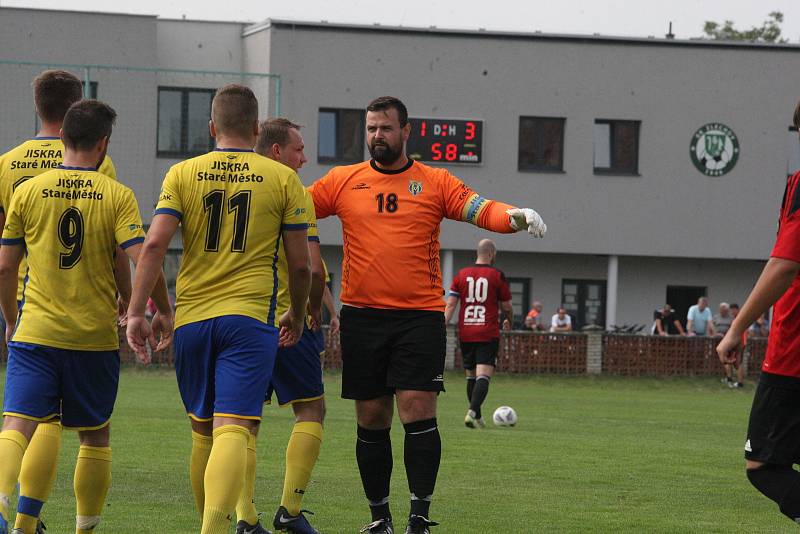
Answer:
[{"left": 3, "top": 0, "right": 800, "bottom": 41}]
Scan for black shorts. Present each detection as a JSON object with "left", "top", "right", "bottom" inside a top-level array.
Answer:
[
  {"left": 745, "top": 371, "right": 800, "bottom": 464},
  {"left": 460, "top": 340, "right": 499, "bottom": 370},
  {"left": 339, "top": 305, "right": 446, "bottom": 400}
]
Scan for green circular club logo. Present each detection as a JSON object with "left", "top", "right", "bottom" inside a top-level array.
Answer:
[{"left": 690, "top": 123, "right": 740, "bottom": 176}]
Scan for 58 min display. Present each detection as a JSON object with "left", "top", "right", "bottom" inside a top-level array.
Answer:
[{"left": 406, "top": 118, "right": 483, "bottom": 165}]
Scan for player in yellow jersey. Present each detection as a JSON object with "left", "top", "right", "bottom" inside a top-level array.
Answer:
[
  {"left": 0, "top": 100, "right": 172, "bottom": 534},
  {"left": 0, "top": 70, "right": 124, "bottom": 534},
  {"left": 232, "top": 118, "right": 326, "bottom": 534},
  {"left": 125, "top": 85, "right": 312, "bottom": 534}
]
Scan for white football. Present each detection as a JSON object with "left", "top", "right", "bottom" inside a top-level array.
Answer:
[{"left": 492, "top": 406, "right": 517, "bottom": 427}]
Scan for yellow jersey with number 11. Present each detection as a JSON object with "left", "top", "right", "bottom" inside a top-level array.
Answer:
[{"left": 155, "top": 148, "right": 308, "bottom": 329}]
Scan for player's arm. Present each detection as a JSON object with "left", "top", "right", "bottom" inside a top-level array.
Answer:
[
  {"left": 280, "top": 226, "right": 312, "bottom": 346},
  {"left": 0, "top": 243, "right": 23, "bottom": 341},
  {"left": 718, "top": 257, "right": 800, "bottom": 363},
  {"left": 322, "top": 284, "right": 339, "bottom": 332},
  {"left": 0, "top": 190, "right": 25, "bottom": 341},
  {"left": 441, "top": 171, "right": 546, "bottom": 237},
  {"left": 500, "top": 299, "right": 514, "bottom": 331},
  {"left": 126, "top": 214, "right": 178, "bottom": 361},
  {"left": 444, "top": 293, "right": 459, "bottom": 324},
  {"left": 307, "top": 238, "right": 326, "bottom": 329},
  {"left": 686, "top": 315, "right": 695, "bottom": 336},
  {"left": 114, "top": 247, "right": 132, "bottom": 324}
]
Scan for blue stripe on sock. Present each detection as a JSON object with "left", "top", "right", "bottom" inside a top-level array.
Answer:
[{"left": 17, "top": 495, "right": 45, "bottom": 517}]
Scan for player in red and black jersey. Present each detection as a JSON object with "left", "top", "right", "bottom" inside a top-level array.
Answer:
[
  {"left": 717, "top": 101, "right": 800, "bottom": 525},
  {"left": 444, "top": 239, "right": 513, "bottom": 428}
]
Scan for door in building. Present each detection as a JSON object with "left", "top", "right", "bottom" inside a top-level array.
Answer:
[
  {"left": 666, "top": 285, "right": 707, "bottom": 330},
  {"left": 561, "top": 279, "right": 606, "bottom": 330}
]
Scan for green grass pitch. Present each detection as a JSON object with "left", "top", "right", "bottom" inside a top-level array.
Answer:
[{"left": 0, "top": 369, "right": 789, "bottom": 533}]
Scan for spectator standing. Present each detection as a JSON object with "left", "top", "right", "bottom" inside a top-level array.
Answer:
[
  {"left": 550, "top": 307, "right": 573, "bottom": 332},
  {"left": 687, "top": 297, "right": 715, "bottom": 336},
  {"left": 713, "top": 303, "right": 733, "bottom": 335}
]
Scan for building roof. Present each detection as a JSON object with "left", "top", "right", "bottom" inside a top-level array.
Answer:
[{"left": 244, "top": 18, "right": 800, "bottom": 51}]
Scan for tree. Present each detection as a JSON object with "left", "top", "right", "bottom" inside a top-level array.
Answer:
[{"left": 702, "top": 11, "right": 787, "bottom": 43}]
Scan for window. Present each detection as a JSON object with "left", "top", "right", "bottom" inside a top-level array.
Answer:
[
  {"left": 593, "top": 120, "right": 640, "bottom": 175},
  {"left": 789, "top": 126, "right": 800, "bottom": 177},
  {"left": 561, "top": 279, "right": 606, "bottom": 329},
  {"left": 318, "top": 108, "right": 365, "bottom": 164},
  {"left": 157, "top": 87, "right": 214, "bottom": 157},
  {"left": 506, "top": 277, "right": 530, "bottom": 329},
  {"left": 518, "top": 117, "right": 565, "bottom": 171}
]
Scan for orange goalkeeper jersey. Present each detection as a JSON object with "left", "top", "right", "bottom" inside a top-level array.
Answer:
[{"left": 309, "top": 159, "right": 497, "bottom": 311}]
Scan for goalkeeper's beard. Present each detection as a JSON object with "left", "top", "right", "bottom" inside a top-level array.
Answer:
[{"left": 369, "top": 140, "right": 404, "bottom": 166}]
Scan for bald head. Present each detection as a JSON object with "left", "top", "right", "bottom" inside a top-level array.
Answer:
[{"left": 476, "top": 239, "right": 497, "bottom": 264}]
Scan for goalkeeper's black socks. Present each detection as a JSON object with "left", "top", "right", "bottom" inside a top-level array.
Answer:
[
  {"left": 356, "top": 426, "right": 393, "bottom": 521},
  {"left": 403, "top": 418, "right": 440, "bottom": 518}
]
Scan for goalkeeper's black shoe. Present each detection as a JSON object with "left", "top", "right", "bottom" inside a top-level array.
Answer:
[
  {"left": 404, "top": 515, "right": 438, "bottom": 534},
  {"left": 360, "top": 518, "right": 394, "bottom": 533}
]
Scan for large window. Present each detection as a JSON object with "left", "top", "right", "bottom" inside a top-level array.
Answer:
[
  {"left": 318, "top": 108, "right": 365, "bottom": 164},
  {"left": 157, "top": 87, "right": 214, "bottom": 158},
  {"left": 506, "top": 277, "right": 530, "bottom": 329},
  {"left": 593, "top": 119, "right": 640, "bottom": 175},
  {"left": 518, "top": 117, "right": 565, "bottom": 172}
]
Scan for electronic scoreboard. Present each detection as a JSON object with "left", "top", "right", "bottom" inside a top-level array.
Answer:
[{"left": 406, "top": 118, "right": 483, "bottom": 165}]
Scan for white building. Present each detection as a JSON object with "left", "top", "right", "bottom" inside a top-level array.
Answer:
[{"left": 2, "top": 8, "right": 799, "bottom": 328}]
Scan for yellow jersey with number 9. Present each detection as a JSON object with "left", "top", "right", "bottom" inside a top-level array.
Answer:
[
  {"left": 0, "top": 137, "right": 116, "bottom": 301},
  {"left": 1, "top": 166, "right": 144, "bottom": 350},
  {"left": 155, "top": 149, "right": 308, "bottom": 329}
]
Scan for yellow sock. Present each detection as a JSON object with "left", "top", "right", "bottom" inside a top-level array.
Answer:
[
  {"left": 201, "top": 424, "right": 250, "bottom": 534},
  {"left": 0, "top": 429, "right": 29, "bottom": 519},
  {"left": 235, "top": 432, "right": 258, "bottom": 525},
  {"left": 190, "top": 431, "right": 213, "bottom": 520},
  {"left": 15, "top": 421, "right": 62, "bottom": 533},
  {"left": 280, "top": 422, "right": 323, "bottom": 515},
  {"left": 74, "top": 445, "right": 111, "bottom": 534}
]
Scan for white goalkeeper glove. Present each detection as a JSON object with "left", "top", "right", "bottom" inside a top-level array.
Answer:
[{"left": 507, "top": 208, "right": 546, "bottom": 238}]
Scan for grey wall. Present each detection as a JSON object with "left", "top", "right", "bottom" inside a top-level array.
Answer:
[
  {"left": 157, "top": 20, "right": 246, "bottom": 72},
  {"left": 263, "top": 23, "right": 799, "bottom": 261}
]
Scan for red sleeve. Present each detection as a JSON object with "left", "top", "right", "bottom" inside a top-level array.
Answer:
[
  {"left": 772, "top": 173, "right": 800, "bottom": 263},
  {"left": 498, "top": 271, "right": 512, "bottom": 301},
  {"left": 307, "top": 169, "right": 337, "bottom": 219},
  {"left": 772, "top": 216, "right": 800, "bottom": 263}
]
